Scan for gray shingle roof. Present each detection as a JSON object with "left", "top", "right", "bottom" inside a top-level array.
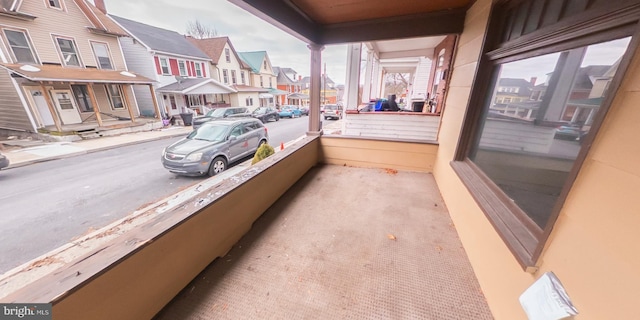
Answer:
[{"left": 110, "top": 15, "right": 209, "bottom": 60}]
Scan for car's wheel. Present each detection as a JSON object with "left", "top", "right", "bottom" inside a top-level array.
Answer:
[
  {"left": 276, "top": 115, "right": 280, "bottom": 121},
  {"left": 208, "top": 156, "right": 227, "bottom": 176}
]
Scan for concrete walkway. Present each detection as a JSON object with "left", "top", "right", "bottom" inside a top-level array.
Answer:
[{"left": 0, "top": 126, "right": 193, "bottom": 169}]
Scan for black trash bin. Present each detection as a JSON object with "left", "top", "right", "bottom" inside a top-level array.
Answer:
[{"left": 179, "top": 113, "right": 193, "bottom": 126}]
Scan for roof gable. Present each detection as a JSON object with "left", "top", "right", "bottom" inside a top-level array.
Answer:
[
  {"left": 74, "top": 0, "right": 127, "bottom": 36},
  {"left": 238, "top": 51, "right": 268, "bottom": 73},
  {"left": 110, "top": 15, "right": 210, "bottom": 60},
  {"left": 188, "top": 36, "right": 249, "bottom": 68}
]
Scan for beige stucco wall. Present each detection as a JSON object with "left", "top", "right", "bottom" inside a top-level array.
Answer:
[{"left": 434, "top": 0, "right": 640, "bottom": 319}]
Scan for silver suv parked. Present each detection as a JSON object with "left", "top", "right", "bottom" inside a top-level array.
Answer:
[
  {"left": 323, "top": 104, "right": 342, "bottom": 120},
  {"left": 192, "top": 107, "right": 250, "bottom": 129},
  {"left": 162, "top": 118, "right": 268, "bottom": 176}
]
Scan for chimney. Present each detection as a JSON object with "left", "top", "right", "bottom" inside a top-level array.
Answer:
[
  {"left": 94, "top": 0, "right": 107, "bottom": 14},
  {"left": 298, "top": 75, "right": 301, "bottom": 81},
  {"left": 529, "top": 77, "right": 537, "bottom": 86}
]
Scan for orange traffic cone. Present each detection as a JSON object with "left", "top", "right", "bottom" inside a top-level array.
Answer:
[{"left": 280, "top": 142, "right": 284, "bottom": 150}]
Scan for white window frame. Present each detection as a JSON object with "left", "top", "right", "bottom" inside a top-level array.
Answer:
[
  {"left": 90, "top": 41, "right": 113, "bottom": 70},
  {"left": 223, "top": 69, "right": 229, "bottom": 84},
  {"left": 260, "top": 76, "right": 264, "bottom": 87},
  {"left": 2, "top": 28, "right": 39, "bottom": 64},
  {"left": 178, "top": 60, "right": 187, "bottom": 76},
  {"left": 225, "top": 48, "right": 230, "bottom": 63},
  {"left": 46, "top": 0, "right": 65, "bottom": 10},
  {"left": 105, "top": 84, "right": 125, "bottom": 110},
  {"left": 231, "top": 70, "right": 237, "bottom": 84},
  {"left": 54, "top": 35, "right": 82, "bottom": 67},
  {"left": 194, "top": 63, "right": 202, "bottom": 77},
  {"left": 246, "top": 97, "right": 253, "bottom": 106},
  {"left": 159, "top": 57, "right": 170, "bottom": 75},
  {"left": 241, "top": 71, "right": 246, "bottom": 84}
]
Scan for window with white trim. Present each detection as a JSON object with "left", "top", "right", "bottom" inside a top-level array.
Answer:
[
  {"left": 48, "top": 0, "right": 63, "bottom": 9},
  {"left": 90, "top": 42, "right": 113, "bottom": 70},
  {"left": 159, "top": 58, "right": 170, "bottom": 75},
  {"left": 246, "top": 97, "right": 253, "bottom": 106},
  {"left": 105, "top": 84, "right": 125, "bottom": 109},
  {"left": 194, "top": 63, "right": 202, "bottom": 77},
  {"left": 225, "top": 48, "right": 230, "bottom": 63},
  {"left": 223, "top": 69, "right": 229, "bottom": 84},
  {"left": 3, "top": 29, "right": 37, "bottom": 64},
  {"left": 231, "top": 70, "right": 237, "bottom": 84},
  {"left": 241, "top": 71, "right": 246, "bottom": 84},
  {"left": 260, "top": 76, "right": 263, "bottom": 87},
  {"left": 178, "top": 60, "right": 187, "bottom": 76},
  {"left": 55, "top": 37, "right": 81, "bottom": 67},
  {"left": 269, "top": 77, "right": 272, "bottom": 88}
]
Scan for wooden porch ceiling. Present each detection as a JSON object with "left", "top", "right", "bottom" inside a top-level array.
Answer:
[{"left": 227, "top": 0, "right": 475, "bottom": 44}]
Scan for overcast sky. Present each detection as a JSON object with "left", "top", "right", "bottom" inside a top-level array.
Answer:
[{"left": 97, "top": 0, "right": 348, "bottom": 84}]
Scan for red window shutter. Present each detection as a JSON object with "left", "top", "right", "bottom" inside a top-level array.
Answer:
[
  {"left": 169, "top": 59, "right": 179, "bottom": 75},
  {"left": 186, "top": 61, "right": 192, "bottom": 76},
  {"left": 154, "top": 56, "right": 161, "bottom": 75},
  {"left": 202, "top": 63, "right": 206, "bottom": 77}
]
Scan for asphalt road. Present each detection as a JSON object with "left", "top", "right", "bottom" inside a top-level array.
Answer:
[{"left": 0, "top": 116, "right": 310, "bottom": 274}]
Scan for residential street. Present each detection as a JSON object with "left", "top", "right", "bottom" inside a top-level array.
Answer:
[{"left": 0, "top": 116, "right": 313, "bottom": 274}]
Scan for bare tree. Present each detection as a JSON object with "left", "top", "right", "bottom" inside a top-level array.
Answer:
[
  {"left": 186, "top": 19, "right": 218, "bottom": 39},
  {"left": 384, "top": 73, "right": 410, "bottom": 97}
]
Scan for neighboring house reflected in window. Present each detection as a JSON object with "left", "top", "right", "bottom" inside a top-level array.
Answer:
[
  {"left": 55, "top": 37, "right": 81, "bottom": 67},
  {"left": 91, "top": 42, "right": 113, "bottom": 70},
  {"left": 3, "top": 29, "right": 38, "bottom": 64}
]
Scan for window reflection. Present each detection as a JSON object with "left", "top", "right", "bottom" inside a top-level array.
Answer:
[{"left": 470, "top": 37, "right": 630, "bottom": 228}]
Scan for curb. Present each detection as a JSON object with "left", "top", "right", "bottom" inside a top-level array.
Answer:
[{"left": 4, "top": 130, "right": 190, "bottom": 170}]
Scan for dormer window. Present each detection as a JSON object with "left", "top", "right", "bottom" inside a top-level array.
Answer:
[
  {"left": 263, "top": 60, "right": 267, "bottom": 70},
  {"left": 225, "top": 48, "right": 230, "bottom": 63}
]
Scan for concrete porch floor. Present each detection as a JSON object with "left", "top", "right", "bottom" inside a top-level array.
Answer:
[{"left": 155, "top": 165, "right": 493, "bottom": 319}]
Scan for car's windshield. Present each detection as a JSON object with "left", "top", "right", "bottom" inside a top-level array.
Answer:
[
  {"left": 206, "top": 108, "right": 227, "bottom": 117},
  {"left": 187, "top": 124, "right": 228, "bottom": 142},
  {"left": 326, "top": 105, "right": 338, "bottom": 110},
  {"left": 253, "top": 107, "right": 267, "bottom": 115}
]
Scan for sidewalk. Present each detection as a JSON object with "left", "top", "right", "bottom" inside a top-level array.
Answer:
[{"left": 0, "top": 126, "right": 193, "bottom": 169}]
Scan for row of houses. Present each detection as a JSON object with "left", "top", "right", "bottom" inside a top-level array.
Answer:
[{"left": 0, "top": 0, "right": 333, "bottom": 140}]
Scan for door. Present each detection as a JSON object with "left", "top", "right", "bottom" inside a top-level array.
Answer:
[
  {"left": 227, "top": 124, "right": 247, "bottom": 161},
  {"left": 28, "top": 89, "right": 55, "bottom": 127},
  {"left": 51, "top": 90, "right": 82, "bottom": 124}
]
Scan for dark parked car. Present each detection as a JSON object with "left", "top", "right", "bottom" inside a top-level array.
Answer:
[
  {"left": 162, "top": 118, "right": 268, "bottom": 176},
  {"left": 252, "top": 106, "right": 280, "bottom": 123},
  {"left": 0, "top": 151, "right": 9, "bottom": 170},
  {"left": 299, "top": 106, "right": 309, "bottom": 116},
  {"left": 554, "top": 125, "right": 583, "bottom": 141},
  {"left": 192, "top": 107, "right": 250, "bottom": 129}
]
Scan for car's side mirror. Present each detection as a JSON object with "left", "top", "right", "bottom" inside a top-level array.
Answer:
[{"left": 228, "top": 136, "right": 237, "bottom": 141}]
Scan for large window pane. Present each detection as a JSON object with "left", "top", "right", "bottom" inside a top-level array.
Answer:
[
  {"left": 470, "top": 37, "right": 631, "bottom": 228},
  {"left": 56, "top": 38, "right": 81, "bottom": 66},
  {"left": 91, "top": 42, "right": 113, "bottom": 70},
  {"left": 4, "top": 30, "right": 36, "bottom": 64},
  {"left": 72, "top": 85, "right": 93, "bottom": 113}
]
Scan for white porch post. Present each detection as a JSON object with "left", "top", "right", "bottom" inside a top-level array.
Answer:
[
  {"left": 342, "top": 43, "right": 362, "bottom": 134},
  {"left": 362, "top": 50, "right": 374, "bottom": 104},
  {"left": 344, "top": 43, "right": 362, "bottom": 111},
  {"left": 372, "top": 61, "right": 383, "bottom": 99},
  {"left": 308, "top": 43, "right": 324, "bottom": 134}
]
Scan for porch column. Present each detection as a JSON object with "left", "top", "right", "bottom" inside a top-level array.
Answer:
[
  {"left": 121, "top": 84, "right": 136, "bottom": 123},
  {"left": 344, "top": 43, "right": 362, "bottom": 111},
  {"left": 362, "top": 50, "right": 374, "bottom": 103},
  {"left": 87, "top": 84, "right": 103, "bottom": 127},
  {"left": 308, "top": 43, "right": 324, "bottom": 133},
  {"left": 39, "top": 83, "right": 62, "bottom": 132},
  {"left": 148, "top": 85, "right": 162, "bottom": 118}
]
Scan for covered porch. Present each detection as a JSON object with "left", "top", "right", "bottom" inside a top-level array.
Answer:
[
  {"left": 157, "top": 78, "right": 236, "bottom": 116},
  {"left": 0, "top": 63, "right": 159, "bottom": 137}
]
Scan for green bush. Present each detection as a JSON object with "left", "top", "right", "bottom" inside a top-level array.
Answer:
[{"left": 252, "top": 142, "right": 275, "bottom": 165}]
